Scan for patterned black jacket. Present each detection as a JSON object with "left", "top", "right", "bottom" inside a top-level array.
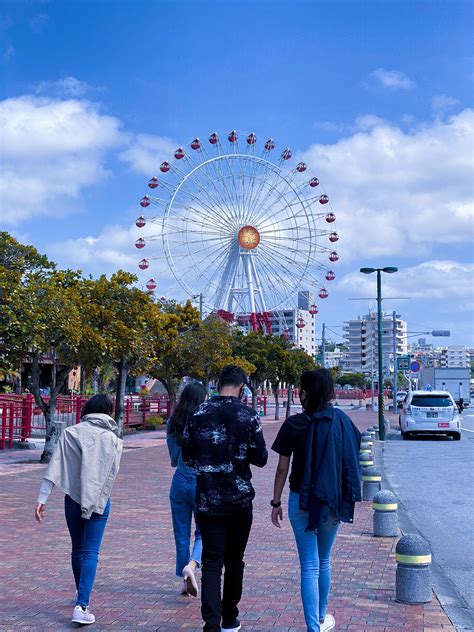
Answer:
[{"left": 181, "top": 396, "right": 268, "bottom": 515}]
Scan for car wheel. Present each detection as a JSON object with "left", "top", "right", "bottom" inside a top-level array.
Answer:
[
  {"left": 402, "top": 431, "right": 410, "bottom": 440},
  {"left": 452, "top": 433, "right": 461, "bottom": 441}
]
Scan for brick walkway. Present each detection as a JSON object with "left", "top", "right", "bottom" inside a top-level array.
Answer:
[{"left": 0, "top": 410, "right": 455, "bottom": 631}]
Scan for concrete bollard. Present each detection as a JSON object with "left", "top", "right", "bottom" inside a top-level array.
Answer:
[
  {"left": 395, "top": 534, "right": 432, "bottom": 604},
  {"left": 359, "top": 452, "right": 374, "bottom": 468},
  {"left": 360, "top": 442, "right": 372, "bottom": 454},
  {"left": 366, "top": 427, "right": 376, "bottom": 440},
  {"left": 361, "top": 431, "right": 372, "bottom": 442},
  {"left": 362, "top": 466, "right": 382, "bottom": 500},
  {"left": 372, "top": 490, "right": 399, "bottom": 536}
]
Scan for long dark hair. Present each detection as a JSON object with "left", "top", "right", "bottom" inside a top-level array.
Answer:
[
  {"left": 300, "top": 369, "right": 335, "bottom": 412},
  {"left": 168, "top": 382, "right": 207, "bottom": 445},
  {"left": 81, "top": 394, "right": 114, "bottom": 417}
]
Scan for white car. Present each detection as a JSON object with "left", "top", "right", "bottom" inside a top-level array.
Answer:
[{"left": 399, "top": 390, "right": 461, "bottom": 440}]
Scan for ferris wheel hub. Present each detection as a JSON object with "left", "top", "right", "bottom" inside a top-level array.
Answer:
[{"left": 238, "top": 225, "right": 260, "bottom": 250}]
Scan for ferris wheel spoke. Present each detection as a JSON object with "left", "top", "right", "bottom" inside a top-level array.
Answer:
[
  {"left": 255, "top": 250, "right": 301, "bottom": 309},
  {"left": 172, "top": 172, "right": 238, "bottom": 227},
  {"left": 258, "top": 240, "right": 312, "bottom": 281}
]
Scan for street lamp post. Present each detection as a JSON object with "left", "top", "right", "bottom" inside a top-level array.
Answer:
[{"left": 360, "top": 266, "right": 398, "bottom": 440}]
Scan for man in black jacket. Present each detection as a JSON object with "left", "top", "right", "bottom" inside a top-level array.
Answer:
[{"left": 182, "top": 365, "right": 268, "bottom": 632}]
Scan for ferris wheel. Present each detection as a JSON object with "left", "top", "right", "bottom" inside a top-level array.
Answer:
[{"left": 134, "top": 130, "right": 340, "bottom": 333}]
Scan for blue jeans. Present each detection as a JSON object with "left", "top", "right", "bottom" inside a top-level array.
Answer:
[
  {"left": 64, "top": 495, "right": 110, "bottom": 607},
  {"left": 170, "top": 471, "right": 202, "bottom": 576},
  {"left": 288, "top": 491, "right": 339, "bottom": 632}
]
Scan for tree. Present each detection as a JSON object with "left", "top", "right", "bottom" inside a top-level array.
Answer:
[
  {"left": 338, "top": 372, "right": 367, "bottom": 389},
  {"left": 148, "top": 301, "right": 201, "bottom": 410},
  {"left": 79, "top": 271, "right": 164, "bottom": 436},
  {"left": 265, "top": 336, "right": 292, "bottom": 420},
  {"left": 4, "top": 268, "right": 85, "bottom": 462},
  {"left": 231, "top": 330, "right": 273, "bottom": 409},
  {"left": 0, "top": 232, "right": 55, "bottom": 391},
  {"left": 281, "top": 348, "right": 315, "bottom": 417}
]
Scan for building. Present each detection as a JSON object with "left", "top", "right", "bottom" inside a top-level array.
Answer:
[
  {"left": 342, "top": 312, "right": 408, "bottom": 376},
  {"left": 324, "top": 349, "right": 344, "bottom": 369},
  {"left": 440, "top": 346, "right": 471, "bottom": 368},
  {"left": 267, "top": 291, "right": 316, "bottom": 357}
]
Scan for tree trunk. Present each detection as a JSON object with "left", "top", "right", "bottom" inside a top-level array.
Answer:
[
  {"left": 114, "top": 358, "right": 129, "bottom": 438},
  {"left": 32, "top": 353, "right": 70, "bottom": 463},
  {"left": 273, "top": 384, "right": 280, "bottom": 420},
  {"left": 286, "top": 384, "right": 293, "bottom": 418},
  {"left": 251, "top": 379, "right": 258, "bottom": 410}
]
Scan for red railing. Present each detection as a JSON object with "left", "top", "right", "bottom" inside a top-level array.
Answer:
[{"left": 0, "top": 394, "right": 171, "bottom": 449}]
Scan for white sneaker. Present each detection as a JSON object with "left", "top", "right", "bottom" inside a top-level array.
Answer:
[
  {"left": 72, "top": 605, "right": 95, "bottom": 625},
  {"left": 320, "top": 614, "right": 335, "bottom": 631},
  {"left": 222, "top": 622, "right": 241, "bottom": 631}
]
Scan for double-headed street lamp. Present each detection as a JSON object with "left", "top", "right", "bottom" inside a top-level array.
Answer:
[{"left": 360, "top": 266, "right": 398, "bottom": 440}]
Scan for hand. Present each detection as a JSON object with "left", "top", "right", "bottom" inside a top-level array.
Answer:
[
  {"left": 35, "top": 503, "right": 45, "bottom": 523},
  {"left": 271, "top": 505, "right": 283, "bottom": 528}
]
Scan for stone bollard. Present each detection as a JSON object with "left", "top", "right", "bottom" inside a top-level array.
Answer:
[
  {"left": 359, "top": 452, "right": 374, "bottom": 468},
  {"left": 362, "top": 466, "right": 382, "bottom": 500},
  {"left": 395, "top": 534, "right": 432, "bottom": 604},
  {"left": 372, "top": 490, "right": 399, "bottom": 536},
  {"left": 360, "top": 442, "right": 372, "bottom": 454},
  {"left": 366, "top": 427, "right": 376, "bottom": 440}
]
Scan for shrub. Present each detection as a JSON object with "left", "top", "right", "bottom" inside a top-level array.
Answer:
[{"left": 145, "top": 415, "right": 165, "bottom": 429}]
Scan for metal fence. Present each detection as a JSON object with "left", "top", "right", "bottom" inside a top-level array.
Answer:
[{"left": 0, "top": 394, "right": 171, "bottom": 450}]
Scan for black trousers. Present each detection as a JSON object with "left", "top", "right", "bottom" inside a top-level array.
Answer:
[{"left": 199, "top": 504, "right": 253, "bottom": 632}]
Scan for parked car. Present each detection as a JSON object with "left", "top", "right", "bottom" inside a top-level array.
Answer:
[
  {"left": 399, "top": 391, "right": 461, "bottom": 440},
  {"left": 396, "top": 391, "right": 407, "bottom": 408}
]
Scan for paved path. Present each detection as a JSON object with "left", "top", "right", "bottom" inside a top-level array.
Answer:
[{"left": 0, "top": 411, "right": 455, "bottom": 631}]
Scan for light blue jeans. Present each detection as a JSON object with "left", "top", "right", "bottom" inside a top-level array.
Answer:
[
  {"left": 169, "top": 471, "right": 202, "bottom": 576},
  {"left": 288, "top": 491, "right": 340, "bottom": 632}
]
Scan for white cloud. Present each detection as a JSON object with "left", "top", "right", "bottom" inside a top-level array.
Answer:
[
  {"left": 354, "top": 114, "right": 388, "bottom": 130},
  {"left": 3, "top": 43, "right": 14, "bottom": 60},
  {"left": 0, "top": 96, "right": 124, "bottom": 223},
  {"left": 49, "top": 224, "right": 140, "bottom": 274},
  {"left": 34, "top": 76, "right": 92, "bottom": 97},
  {"left": 118, "top": 133, "right": 177, "bottom": 175},
  {"left": 432, "top": 94, "right": 460, "bottom": 113},
  {"left": 369, "top": 68, "right": 414, "bottom": 90},
  {"left": 339, "top": 260, "right": 474, "bottom": 302},
  {"left": 302, "top": 109, "right": 474, "bottom": 262}
]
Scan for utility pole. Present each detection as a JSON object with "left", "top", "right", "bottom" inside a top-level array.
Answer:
[
  {"left": 199, "top": 293, "right": 203, "bottom": 319},
  {"left": 322, "top": 323, "right": 326, "bottom": 368},
  {"left": 392, "top": 310, "right": 398, "bottom": 413}
]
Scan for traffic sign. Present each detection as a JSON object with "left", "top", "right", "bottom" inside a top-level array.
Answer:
[
  {"left": 425, "top": 384, "right": 432, "bottom": 391},
  {"left": 410, "top": 360, "right": 421, "bottom": 373},
  {"left": 397, "top": 357, "right": 410, "bottom": 371}
]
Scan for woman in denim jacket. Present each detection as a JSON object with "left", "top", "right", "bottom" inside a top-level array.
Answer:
[{"left": 167, "top": 381, "right": 207, "bottom": 596}]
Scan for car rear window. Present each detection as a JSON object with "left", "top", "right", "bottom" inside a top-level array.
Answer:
[{"left": 411, "top": 396, "right": 452, "bottom": 407}]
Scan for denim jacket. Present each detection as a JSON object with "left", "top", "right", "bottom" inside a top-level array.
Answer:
[
  {"left": 299, "top": 405, "right": 362, "bottom": 531},
  {"left": 167, "top": 424, "right": 196, "bottom": 480}
]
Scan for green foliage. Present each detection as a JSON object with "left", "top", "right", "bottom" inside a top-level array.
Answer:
[
  {"left": 338, "top": 372, "right": 368, "bottom": 388},
  {"left": 145, "top": 415, "right": 165, "bottom": 428}
]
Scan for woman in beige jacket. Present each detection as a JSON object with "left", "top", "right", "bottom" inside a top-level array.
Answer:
[{"left": 35, "top": 394, "right": 123, "bottom": 625}]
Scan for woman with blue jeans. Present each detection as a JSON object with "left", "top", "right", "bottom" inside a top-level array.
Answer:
[
  {"left": 35, "top": 394, "right": 123, "bottom": 626},
  {"left": 271, "top": 370, "right": 362, "bottom": 632},
  {"left": 167, "top": 382, "right": 207, "bottom": 596}
]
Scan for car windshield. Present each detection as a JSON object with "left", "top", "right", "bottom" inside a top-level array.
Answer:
[{"left": 411, "top": 395, "right": 453, "bottom": 407}]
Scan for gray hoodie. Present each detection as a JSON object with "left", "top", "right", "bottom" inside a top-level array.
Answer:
[{"left": 41, "top": 414, "right": 123, "bottom": 519}]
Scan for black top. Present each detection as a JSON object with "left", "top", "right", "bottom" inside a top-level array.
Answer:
[
  {"left": 271, "top": 412, "right": 311, "bottom": 493},
  {"left": 181, "top": 396, "right": 268, "bottom": 515}
]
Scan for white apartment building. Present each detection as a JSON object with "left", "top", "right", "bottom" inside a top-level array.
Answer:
[
  {"left": 267, "top": 291, "right": 316, "bottom": 357},
  {"left": 324, "top": 349, "right": 344, "bottom": 369},
  {"left": 440, "top": 346, "right": 471, "bottom": 368},
  {"left": 342, "top": 312, "right": 408, "bottom": 375}
]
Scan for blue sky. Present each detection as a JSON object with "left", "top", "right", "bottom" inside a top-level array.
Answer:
[{"left": 1, "top": 0, "right": 473, "bottom": 346}]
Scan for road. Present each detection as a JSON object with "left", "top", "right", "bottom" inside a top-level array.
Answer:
[{"left": 383, "top": 411, "right": 474, "bottom": 630}]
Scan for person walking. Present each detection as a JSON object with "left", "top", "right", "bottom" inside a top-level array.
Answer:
[
  {"left": 167, "top": 381, "right": 207, "bottom": 597},
  {"left": 271, "top": 369, "right": 361, "bottom": 632},
  {"left": 182, "top": 365, "right": 268, "bottom": 632},
  {"left": 35, "top": 394, "right": 123, "bottom": 626}
]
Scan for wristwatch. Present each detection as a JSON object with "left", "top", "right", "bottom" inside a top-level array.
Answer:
[{"left": 270, "top": 499, "right": 282, "bottom": 508}]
